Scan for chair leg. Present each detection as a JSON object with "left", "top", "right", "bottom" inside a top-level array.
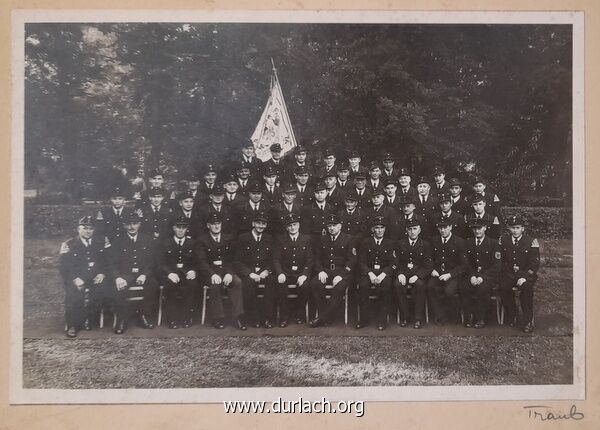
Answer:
[
  {"left": 113, "top": 313, "right": 117, "bottom": 329},
  {"left": 201, "top": 285, "right": 208, "bottom": 325},
  {"left": 344, "top": 288, "right": 349, "bottom": 326},
  {"left": 305, "top": 301, "right": 309, "bottom": 322},
  {"left": 157, "top": 285, "right": 164, "bottom": 326},
  {"left": 99, "top": 307, "right": 104, "bottom": 329},
  {"left": 425, "top": 298, "right": 430, "bottom": 324}
]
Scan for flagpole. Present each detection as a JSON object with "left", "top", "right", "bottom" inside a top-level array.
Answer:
[{"left": 270, "top": 58, "right": 298, "bottom": 149}]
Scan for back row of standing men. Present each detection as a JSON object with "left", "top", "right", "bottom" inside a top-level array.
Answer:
[{"left": 59, "top": 142, "right": 538, "bottom": 338}]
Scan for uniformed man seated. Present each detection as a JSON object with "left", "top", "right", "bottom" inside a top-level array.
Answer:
[
  {"left": 356, "top": 216, "right": 396, "bottom": 330},
  {"left": 426, "top": 219, "right": 467, "bottom": 325},
  {"left": 309, "top": 213, "right": 356, "bottom": 327},
  {"left": 234, "top": 211, "right": 277, "bottom": 328},
  {"left": 459, "top": 217, "right": 501, "bottom": 329},
  {"left": 59, "top": 216, "right": 109, "bottom": 338},
  {"left": 109, "top": 213, "right": 157, "bottom": 334},
  {"left": 156, "top": 216, "right": 198, "bottom": 329},
  {"left": 498, "top": 215, "right": 540, "bottom": 333},
  {"left": 273, "top": 213, "right": 313, "bottom": 326},
  {"left": 393, "top": 218, "right": 433, "bottom": 329},
  {"left": 197, "top": 213, "right": 246, "bottom": 330}
]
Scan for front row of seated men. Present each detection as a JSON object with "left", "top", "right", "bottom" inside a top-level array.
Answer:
[{"left": 59, "top": 211, "right": 539, "bottom": 338}]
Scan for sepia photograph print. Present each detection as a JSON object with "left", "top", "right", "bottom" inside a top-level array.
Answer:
[{"left": 10, "top": 10, "right": 584, "bottom": 403}]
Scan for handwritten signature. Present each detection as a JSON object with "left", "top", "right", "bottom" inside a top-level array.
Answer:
[{"left": 524, "top": 404, "right": 584, "bottom": 421}]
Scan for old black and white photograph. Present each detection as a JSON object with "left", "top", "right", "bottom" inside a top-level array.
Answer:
[{"left": 10, "top": 10, "right": 584, "bottom": 403}]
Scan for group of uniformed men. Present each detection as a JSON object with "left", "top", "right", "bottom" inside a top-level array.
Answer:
[{"left": 59, "top": 142, "right": 540, "bottom": 338}]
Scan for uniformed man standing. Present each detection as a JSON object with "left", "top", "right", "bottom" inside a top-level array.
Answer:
[
  {"left": 293, "top": 165, "right": 313, "bottom": 208},
  {"left": 336, "top": 162, "right": 351, "bottom": 191},
  {"left": 324, "top": 170, "right": 345, "bottom": 210},
  {"left": 174, "top": 190, "right": 203, "bottom": 239},
  {"left": 338, "top": 194, "right": 367, "bottom": 242},
  {"left": 397, "top": 167, "right": 418, "bottom": 200},
  {"left": 238, "top": 141, "right": 262, "bottom": 176},
  {"left": 235, "top": 183, "right": 271, "bottom": 234},
  {"left": 415, "top": 176, "right": 439, "bottom": 224},
  {"left": 430, "top": 192, "right": 468, "bottom": 239},
  {"left": 59, "top": 216, "right": 109, "bottom": 338},
  {"left": 498, "top": 215, "right": 540, "bottom": 333},
  {"left": 460, "top": 218, "right": 501, "bottom": 329},
  {"left": 301, "top": 181, "right": 336, "bottom": 241},
  {"left": 367, "top": 161, "right": 384, "bottom": 195},
  {"left": 383, "top": 178, "right": 402, "bottom": 211},
  {"left": 397, "top": 195, "right": 429, "bottom": 240},
  {"left": 448, "top": 178, "right": 469, "bottom": 215},
  {"left": 393, "top": 218, "right": 433, "bottom": 329},
  {"left": 261, "top": 143, "right": 285, "bottom": 180},
  {"left": 309, "top": 213, "right": 357, "bottom": 327},
  {"left": 348, "top": 150, "right": 367, "bottom": 179},
  {"left": 465, "top": 194, "right": 501, "bottom": 239},
  {"left": 471, "top": 176, "right": 502, "bottom": 219},
  {"left": 283, "top": 145, "right": 313, "bottom": 185},
  {"left": 196, "top": 213, "right": 246, "bottom": 330},
  {"left": 96, "top": 186, "right": 133, "bottom": 243},
  {"left": 156, "top": 216, "right": 198, "bottom": 329},
  {"left": 223, "top": 173, "right": 244, "bottom": 207},
  {"left": 234, "top": 211, "right": 277, "bottom": 328},
  {"left": 199, "top": 184, "right": 238, "bottom": 236},
  {"left": 271, "top": 185, "right": 302, "bottom": 235},
  {"left": 315, "top": 148, "right": 337, "bottom": 179},
  {"left": 273, "top": 213, "right": 313, "bottom": 326},
  {"left": 347, "top": 172, "right": 372, "bottom": 209},
  {"left": 261, "top": 166, "right": 282, "bottom": 207},
  {"left": 356, "top": 216, "right": 397, "bottom": 330},
  {"left": 432, "top": 166, "right": 449, "bottom": 196},
  {"left": 235, "top": 161, "right": 253, "bottom": 195},
  {"left": 196, "top": 164, "right": 219, "bottom": 205},
  {"left": 363, "top": 188, "right": 399, "bottom": 240},
  {"left": 109, "top": 213, "right": 156, "bottom": 334},
  {"left": 139, "top": 187, "right": 173, "bottom": 242},
  {"left": 426, "top": 220, "right": 467, "bottom": 324},
  {"left": 381, "top": 153, "right": 399, "bottom": 184}
]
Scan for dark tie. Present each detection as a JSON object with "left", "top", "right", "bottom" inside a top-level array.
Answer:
[{"left": 178, "top": 239, "right": 183, "bottom": 246}]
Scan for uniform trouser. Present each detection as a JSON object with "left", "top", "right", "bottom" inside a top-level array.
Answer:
[
  {"left": 499, "top": 275, "right": 535, "bottom": 324},
  {"left": 162, "top": 273, "right": 196, "bottom": 323},
  {"left": 112, "top": 275, "right": 158, "bottom": 321},
  {"left": 357, "top": 274, "right": 393, "bottom": 324},
  {"left": 310, "top": 270, "right": 351, "bottom": 322},
  {"left": 276, "top": 273, "right": 310, "bottom": 321},
  {"left": 207, "top": 274, "right": 244, "bottom": 320},
  {"left": 393, "top": 276, "right": 427, "bottom": 322},
  {"left": 242, "top": 275, "right": 276, "bottom": 323},
  {"left": 426, "top": 276, "right": 460, "bottom": 322},
  {"left": 63, "top": 278, "right": 107, "bottom": 329},
  {"left": 459, "top": 280, "right": 492, "bottom": 322}
]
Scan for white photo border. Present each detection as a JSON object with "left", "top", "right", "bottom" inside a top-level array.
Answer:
[{"left": 10, "top": 9, "right": 586, "bottom": 404}]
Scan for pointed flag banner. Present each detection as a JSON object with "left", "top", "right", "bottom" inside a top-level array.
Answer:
[{"left": 251, "top": 65, "right": 297, "bottom": 161}]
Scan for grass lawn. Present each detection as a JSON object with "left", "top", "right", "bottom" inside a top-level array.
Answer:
[{"left": 21, "top": 238, "right": 575, "bottom": 388}]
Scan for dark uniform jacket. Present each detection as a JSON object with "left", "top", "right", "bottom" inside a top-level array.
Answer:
[
  {"left": 347, "top": 187, "right": 372, "bottom": 209},
  {"left": 237, "top": 155, "right": 262, "bottom": 176},
  {"left": 415, "top": 194, "right": 439, "bottom": 223},
  {"left": 464, "top": 236, "right": 501, "bottom": 281},
  {"left": 234, "top": 232, "right": 274, "bottom": 277},
  {"left": 336, "top": 179, "right": 351, "bottom": 192},
  {"left": 367, "top": 178, "right": 385, "bottom": 195},
  {"left": 260, "top": 183, "right": 283, "bottom": 207},
  {"left": 478, "top": 191, "right": 502, "bottom": 218},
  {"left": 59, "top": 236, "right": 109, "bottom": 283},
  {"left": 464, "top": 211, "right": 501, "bottom": 239},
  {"left": 173, "top": 208, "right": 203, "bottom": 239},
  {"left": 293, "top": 183, "right": 313, "bottom": 209},
  {"left": 397, "top": 186, "right": 419, "bottom": 201},
  {"left": 196, "top": 233, "right": 236, "bottom": 278},
  {"left": 273, "top": 233, "right": 313, "bottom": 278},
  {"left": 348, "top": 165, "right": 368, "bottom": 179},
  {"left": 236, "top": 178, "right": 252, "bottom": 196},
  {"left": 135, "top": 186, "right": 177, "bottom": 211},
  {"left": 382, "top": 169, "right": 399, "bottom": 184},
  {"left": 450, "top": 195, "right": 470, "bottom": 215},
  {"left": 432, "top": 181, "right": 450, "bottom": 196},
  {"left": 315, "top": 164, "right": 338, "bottom": 181},
  {"left": 139, "top": 203, "right": 173, "bottom": 241},
  {"left": 358, "top": 236, "right": 397, "bottom": 277},
  {"left": 261, "top": 158, "right": 286, "bottom": 181},
  {"left": 198, "top": 204, "right": 238, "bottom": 236},
  {"left": 283, "top": 161, "right": 314, "bottom": 185},
  {"left": 431, "top": 210, "right": 468, "bottom": 239},
  {"left": 223, "top": 192, "right": 245, "bottom": 208},
  {"left": 156, "top": 236, "right": 196, "bottom": 278},
  {"left": 271, "top": 202, "right": 303, "bottom": 234},
  {"left": 363, "top": 205, "right": 400, "bottom": 239},
  {"left": 108, "top": 233, "right": 155, "bottom": 281},
  {"left": 397, "top": 213, "right": 430, "bottom": 240},
  {"left": 395, "top": 237, "right": 433, "bottom": 279},
  {"left": 325, "top": 186, "right": 346, "bottom": 210},
  {"left": 430, "top": 234, "right": 467, "bottom": 278},
  {"left": 384, "top": 195, "right": 403, "bottom": 211},
  {"left": 499, "top": 234, "right": 540, "bottom": 282},
  {"left": 234, "top": 201, "right": 272, "bottom": 234},
  {"left": 301, "top": 201, "right": 337, "bottom": 235},
  {"left": 314, "top": 232, "right": 357, "bottom": 275},
  {"left": 338, "top": 207, "right": 368, "bottom": 238},
  {"left": 96, "top": 206, "right": 134, "bottom": 242}
]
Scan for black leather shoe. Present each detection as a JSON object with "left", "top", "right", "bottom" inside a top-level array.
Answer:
[
  {"left": 474, "top": 320, "right": 486, "bottom": 329},
  {"left": 66, "top": 326, "right": 77, "bottom": 338},
  {"left": 523, "top": 322, "right": 534, "bottom": 333},
  {"left": 83, "top": 319, "right": 91, "bottom": 331},
  {"left": 253, "top": 321, "right": 262, "bottom": 328},
  {"left": 464, "top": 315, "right": 473, "bottom": 328},
  {"left": 183, "top": 319, "right": 193, "bottom": 328},
  {"left": 309, "top": 317, "right": 325, "bottom": 328},
  {"left": 295, "top": 316, "right": 305, "bottom": 324},
  {"left": 508, "top": 316, "right": 518, "bottom": 327},
  {"left": 168, "top": 321, "right": 178, "bottom": 329},
  {"left": 138, "top": 314, "right": 155, "bottom": 329},
  {"left": 413, "top": 320, "right": 422, "bottom": 329},
  {"left": 399, "top": 319, "right": 408, "bottom": 327},
  {"left": 264, "top": 320, "right": 274, "bottom": 329},
  {"left": 212, "top": 319, "right": 225, "bottom": 329},
  {"left": 114, "top": 320, "right": 126, "bottom": 335},
  {"left": 279, "top": 320, "right": 288, "bottom": 328},
  {"left": 355, "top": 321, "right": 365, "bottom": 329},
  {"left": 377, "top": 321, "right": 386, "bottom": 331},
  {"left": 236, "top": 317, "right": 247, "bottom": 331}
]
